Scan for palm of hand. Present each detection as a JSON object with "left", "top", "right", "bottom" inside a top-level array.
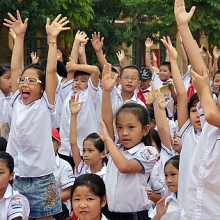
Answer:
[
  {"left": 69, "top": 101, "right": 82, "bottom": 114},
  {"left": 11, "top": 21, "right": 26, "bottom": 35},
  {"left": 145, "top": 40, "right": 153, "bottom": 48},
  {"left": 101, "top": 74, "right": 114, "bottom": 90},
  {"left": 92, "top": 39, "right": 102, "bottom": 51},
  {"left": 46, "top": 22, "right": 63, "bottom": 36},
  {"left": 175, "top": 6, "right": 191, "bottom": 25}
]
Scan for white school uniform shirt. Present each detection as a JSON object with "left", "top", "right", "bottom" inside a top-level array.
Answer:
[
  {"left": 149, "top": 193, "right": 183, "bottom": 220},
  {"left": 53, "top": 154, "right": 75, "bottom": 213},
  {"left": 152, "top": 73, "right": 174, "bottom": 119},
  {"left": 59, "top": 78, "right": 100, "bottom": 156},
  {"left": 0, "top": 184, "right": 30, "bottom": 220},
  {"left": 75, "top": 160, "right": 106, "bottom": 182},
  {"left": 106, "top": 142, "right": 158, "bottom": 212},
  {"left": 77, "top": 213, "right": 108, "bottom": 220},
  {"left": 7, "top": 90, "right": 56, "bottom": 177},
  {"left": 0, "top": 90, "right": 12, "bottom": 140},
  {"left": 182, "top": 103, "right": 220, "bottom": 220},
  {"left": 177, "top": 119, "right": 201, "bottom": 209},
  {"left": 110, "top": 86, "right": 146, "bottom": 115}
]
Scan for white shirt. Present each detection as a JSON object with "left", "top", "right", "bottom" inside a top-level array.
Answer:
[
  {"left": 7, "top": 90, "right": 56, "bottom": 177},
  {"left": 75, "top": 160, "right": 106, "bottom": 182},
  {"left": 177, "top": 119, "right": 201, "bottom": 209},
  {"left": 106, "top": 142, "right": 158, "bottom": 212},
  {"left": 54, "top": 154, "right": 75, "bottom": 213},
  {"left": 59, "top": 78, "right": 100, "bottom": 155},
  {"left": 183, "top": 103, "right": 220, "bottom": 220},
  {"left": 0, "top": 90, "right": 12, "bottom": 140},
  {"left": 111, "top": 86, "right": 146, "bottom": 115},
  {"left": 77, "top": 213, "right": 108, "bottom": 220},
  {"left": 0, "top": 184, "right": 30, "bottom": 220}
]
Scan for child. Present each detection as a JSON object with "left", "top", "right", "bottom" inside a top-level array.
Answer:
[
  {"left": 69, "top": 94, "right": 106, "bottom": 180},
  {"left": 151, "top": 155, "right": 182, "bottom": 220},
  {"left": 52, "top": 127, "right": 75, "bottom": 217},
  {"left": 0, "top": 64, "right": 12, "bottom": 140},
  {"left": 212, "top": 70, "right": 220, "bottom": 95},
  {"left": 4, "top": 10, "right": 70, "bottom": 219},
  {"left": 0, "top": 151, "right": 30, "bottom": 220},
  {"left": 100, "top": 63, "right": 158, "bottom": 220},
  {"left": 71, "top": 173, "right": 108, "bottom": 220},
  {"left": 59, "top": 31, "right": 100, "bottom": 160}
]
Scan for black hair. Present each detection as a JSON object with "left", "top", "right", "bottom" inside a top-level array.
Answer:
[
  {"left": 213, "top": 69, "right": 220, "bottom": 81},
  {"left": 0, "top": 137, "right": 7, "bottom": 152},
  {"left": 150, "top": 129, "right": 161, "bottom": 152},
  {"left": 148, "top": 107, "right": 155, "bottom": 121},
  {"left": 120, "top": 65, "right": 140, "bottom": 78},
  {"left": 83, "top": 133, "right": 107, "bottom": 165},
  {"left": 57, "top": 46, "right": 68, "bottom": 66},
  {"left": 164, "top": 155, "right": 180, "bottom": 171},
  {"left": 74, "top": 71, "right": 90, "bottom": 78},
  {"left": 112, "top": 64, "right": 122, "bottom": 74},
  {"left": 187, "top": 93, "right": 199, "bottom": 114},
  {"left": 115, "top": 103, "right": 152, "bottom": 146},
  {"left": 160, "top": 61, "right": 171, "bottom": 72},
  {"left": 0, "top": 65, "right": 10, "bottom": 77},
  {"left": 71, "top": 174, "right": 108, "bottom": 217},
  {"left": 198, "top": 45, "right": 207, "bottom": 52},
  {"left": 0, "top": 151, "right": 14, "bottom": 185},
  {"left": 22, "top": 64, "right": 46, "bottom": 90}
]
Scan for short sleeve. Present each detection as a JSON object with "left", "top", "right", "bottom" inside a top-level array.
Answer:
[{"left": 8, "top": 195, "right": 30, "bottom": 220}]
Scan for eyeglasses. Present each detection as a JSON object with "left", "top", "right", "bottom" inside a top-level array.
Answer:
[
  {"left": 17, "top": 76, "right": 42, "bottom": 85},
  {"left": 120, "top": 76, "right": 139, "bottom": 82}
]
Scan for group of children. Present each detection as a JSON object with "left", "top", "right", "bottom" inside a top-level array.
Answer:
[{"left": 0, "top": 0, "right": 220, "bottom": 219}]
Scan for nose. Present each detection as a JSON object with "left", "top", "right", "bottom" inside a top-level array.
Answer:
[
  {"left": 122, "top": 128, "right": 128, "bottom": 136},
  {"left": 79, "top": 201, "right": 87, "bottom": 208}
]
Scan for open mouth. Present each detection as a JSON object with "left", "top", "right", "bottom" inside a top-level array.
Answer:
[{"left": 22, "top": 90, "right": 30, "bottom": 99}]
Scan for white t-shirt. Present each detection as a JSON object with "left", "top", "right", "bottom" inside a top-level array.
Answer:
[
  {"left": 0, "top": 184, "right": 30, "bottom": 220},
  {"left": 7, "top": 90, "right": 56, "bottom": 177},
  {"left": 106, "top": 142, "right": 158, "bottom": 212},
  {"left": 77, "top": 213, "right": 108, "bottom": 220}
]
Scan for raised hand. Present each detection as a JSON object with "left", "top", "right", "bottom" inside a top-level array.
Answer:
[
  {"left": 46, "top": 14, "right": 70, "bottom": 38},
  {"left": 97, "top": 119, "right": 111, "bottom": 142},
  {"left": 155, "top": 197, "right": 169, "bottom": 219},
  {"left": 101, "top": 63, "right": 118, "bottom": 91},
  {"left": 145, "top": 37, "right": 153, "bottom": 48},
  {"left": 213, "top": 46, "right": 220, "bottom": 60},
  {"left": 91, "top": 32, "right": 104, "bottom": 52},
  {"left": 161, "top": 36, "right": 178, "bottom": 60},
  {"left": 74, "top": 30, "right": 89, "bottom": 44},
  {"left": 78, "top": 42, "right": 87, "bottom": 57},
  {"left": 66, "top": 57, "right": 77, "bottom": 72},
  {"left": 9, "top": 28, "right": 16, "bottom": 40},
  {"left": 174, "top": 0, "right": 196, "bottom": 26},
  {"left": 30, "top": 52, "right": 39, "bottom": 64},
  {"left": 3, "top": 10, "right": 28, "bottom": 36},
  {"left": 157, "top": 91, "right": 170, "bottom": 110},
  {"left": 69, "top": 94, "right": 83, "bottom": 115},
  {"left": 116, "top": 50, "right": 125, "bottom": 63}
]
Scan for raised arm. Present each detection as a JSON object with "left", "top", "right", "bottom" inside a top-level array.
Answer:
[
  {"left": 3, "top": 10, "right": 28, "bottom": 94},
  {"left": 213, "top": 46, "right": 220, "bottom": 74},
  {"left": 116, "top": 50, "right": 126, "bottom": 68},
  {"left": 91, "top": 32, "right": 108, "bottom": 68},
  {"left": 161, "top": 36, "right": 188, "bottom": 129},
  {"left": 78, "top": 42, "right": 87, "bottom": 64},
  {"left": 69, "top": 94, "right": 84, "bottom": 169},
  {"left": 174, "top": 0, "right": 204, "bottom": 75},
  {"left": 45, "top": 14, "right": 70, "bottom": 104},
  {"left": 145, "top": 37, "right": 155, "bottom": 75}
]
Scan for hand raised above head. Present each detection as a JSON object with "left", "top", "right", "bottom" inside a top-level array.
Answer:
[
  {"left": 145, "top": 37, "right": 153, "bottom": 48},
  {"left": 69, "top": 94, "right": 83, "bottom": 115},
  {"left": 91, "top": 32, "right": 104, "bottom": 52},
  {"left": 160, "top": 36, "right": 178, "bottom": 60}
]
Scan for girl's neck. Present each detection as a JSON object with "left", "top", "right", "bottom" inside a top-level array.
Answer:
[
  {"left": 121, "top": 90, "right": 134, "bottom": 102},
  {"left": 90, "top": 161, "right": 103, "bottom": 174},
  {"left": 0, "top": 185, "right": 8, "bottom": 200}
]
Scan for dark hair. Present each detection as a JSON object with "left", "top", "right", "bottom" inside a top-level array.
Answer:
[
  {"left": 150, "top": 129, "right": 161, "bottom": 152},
  {"left": 164, "top": 155, "right": 180, "bottom": 171},
  {"left": 160, "top": 61, "right": 171, "bottom": 72},
  {"left": 74, "top": 71, "right": 90, "bottom": 78},
  {"left": 71, "top": 174, "right": 108, "bottom": 216},
  {"left": 148, "top": 107, "right": 155, "bottom": 121},
  {"left": 83, "top": 133, "right": 107, "bottom": 164},
  {"left": 187, "top": 93, "right": 199, "bottom": 114},
  {"left": 0, "top": 65, "right": 10, "bottom": 77},
  {"left": 120, "top": 65, "right": 140, "bottom": 78},
  {"left": 57, "top": 46, "right": 68, "bottom": 66},
  {"left": 22, "top": 64, "right": 46, "bottom": 90},
  {"left": 213, "top": 69, "right": 220, "bottom": 81},
  {"left": 198, "top": 45, "right": 207, "bottom": 52},
  {"left": 115, "top": 103, "right": 152, "bottom": 146},
  {"left": 0, "top": 152, "right": 14, "bottom": 185},
  {"left": 112, "top": 64, "right": 122, "bottom": 74},
  {"left": 0, "top": 137, "right": 7, "bottom": 152}
]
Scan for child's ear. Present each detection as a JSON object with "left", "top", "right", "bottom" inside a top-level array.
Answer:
[
  {"left": 100, "top": 151, "right": 106, "bottom": 159},
  {"left": 101, "top": 196, "right": 107, "bottom": 208},
  {"left": 143, "top": 124, "right": 150, "bottom": 136},
  {"left": 10, "top": 171, "right": 15, "bottom": 181}
]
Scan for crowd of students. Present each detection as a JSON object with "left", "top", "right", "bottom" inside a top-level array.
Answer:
[{"left": 0, "top": 0, "right": 220, "bottom": 219}]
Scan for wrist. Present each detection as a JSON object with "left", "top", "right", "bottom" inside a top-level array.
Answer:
[{"left": 145, "top": 48, "right": 151, "bottom": 52}]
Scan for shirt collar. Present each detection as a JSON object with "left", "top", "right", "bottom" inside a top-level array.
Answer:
[
  {"left": 124, "top": 142, "right": 145, "bottom": 155},
  {"left": 2, "top": 184, "right": 13, "bottom": 199}
]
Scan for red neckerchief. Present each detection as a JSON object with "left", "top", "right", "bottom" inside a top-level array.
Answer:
[
  {"left": 137, "top": 88, "right": 149, "bottom": 103},
  {"left": 187, "top": 80, "right": 194, "bottom": 100}
]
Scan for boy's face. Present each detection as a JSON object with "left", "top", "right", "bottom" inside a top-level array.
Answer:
[
  {"left": 140, "top": 79, "right": 151, "bottom": 90},
  {"left": 73, "top": 75, "right": 89, "bottom": 93},
  {"left": 158, "top": 65, "right": 171, "bottom": 81},
  {"left": 119, "top": 69, "right": 140, "bottom": 93}
]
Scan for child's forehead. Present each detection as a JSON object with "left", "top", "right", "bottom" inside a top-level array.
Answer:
[
  {"left": 74, "top": 74, "right": 89, "bottom": 79},
  {"left": 121, "top": 68, "right": 139, "bottom": 76}
]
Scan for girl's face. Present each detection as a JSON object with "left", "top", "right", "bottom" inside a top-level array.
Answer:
[
  {"left": 213, "top": 74, "right": 220, "bottom": 94},
  {"left": 0, "top": 160, "right": 14, "bottom": 197},
  {"left": 83, "top": 140, "right": 105, "bottom": 166},
  {"left": 0, "top": 71, "right": 11, "bottom": 96},
  {"left": 172, "top": 133, "right": 182, "bottom": 154},
  {"left": 72, "top": 185, "right": 106, "bottom": 220},
  {"left": 164, "top": 162, "right": 179, "bottom": 193},
  {"left": 116, "top": 112, "right": 149, "bottom": 149},
  {"left": 18, "top": 68, "right": 43, "bottom": 105},
  {"left": 189, "top": 102, "right": 201, "bottom": 130},
  {"left": 158, "top": 65, "right": 171, "bottom": 81}
]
